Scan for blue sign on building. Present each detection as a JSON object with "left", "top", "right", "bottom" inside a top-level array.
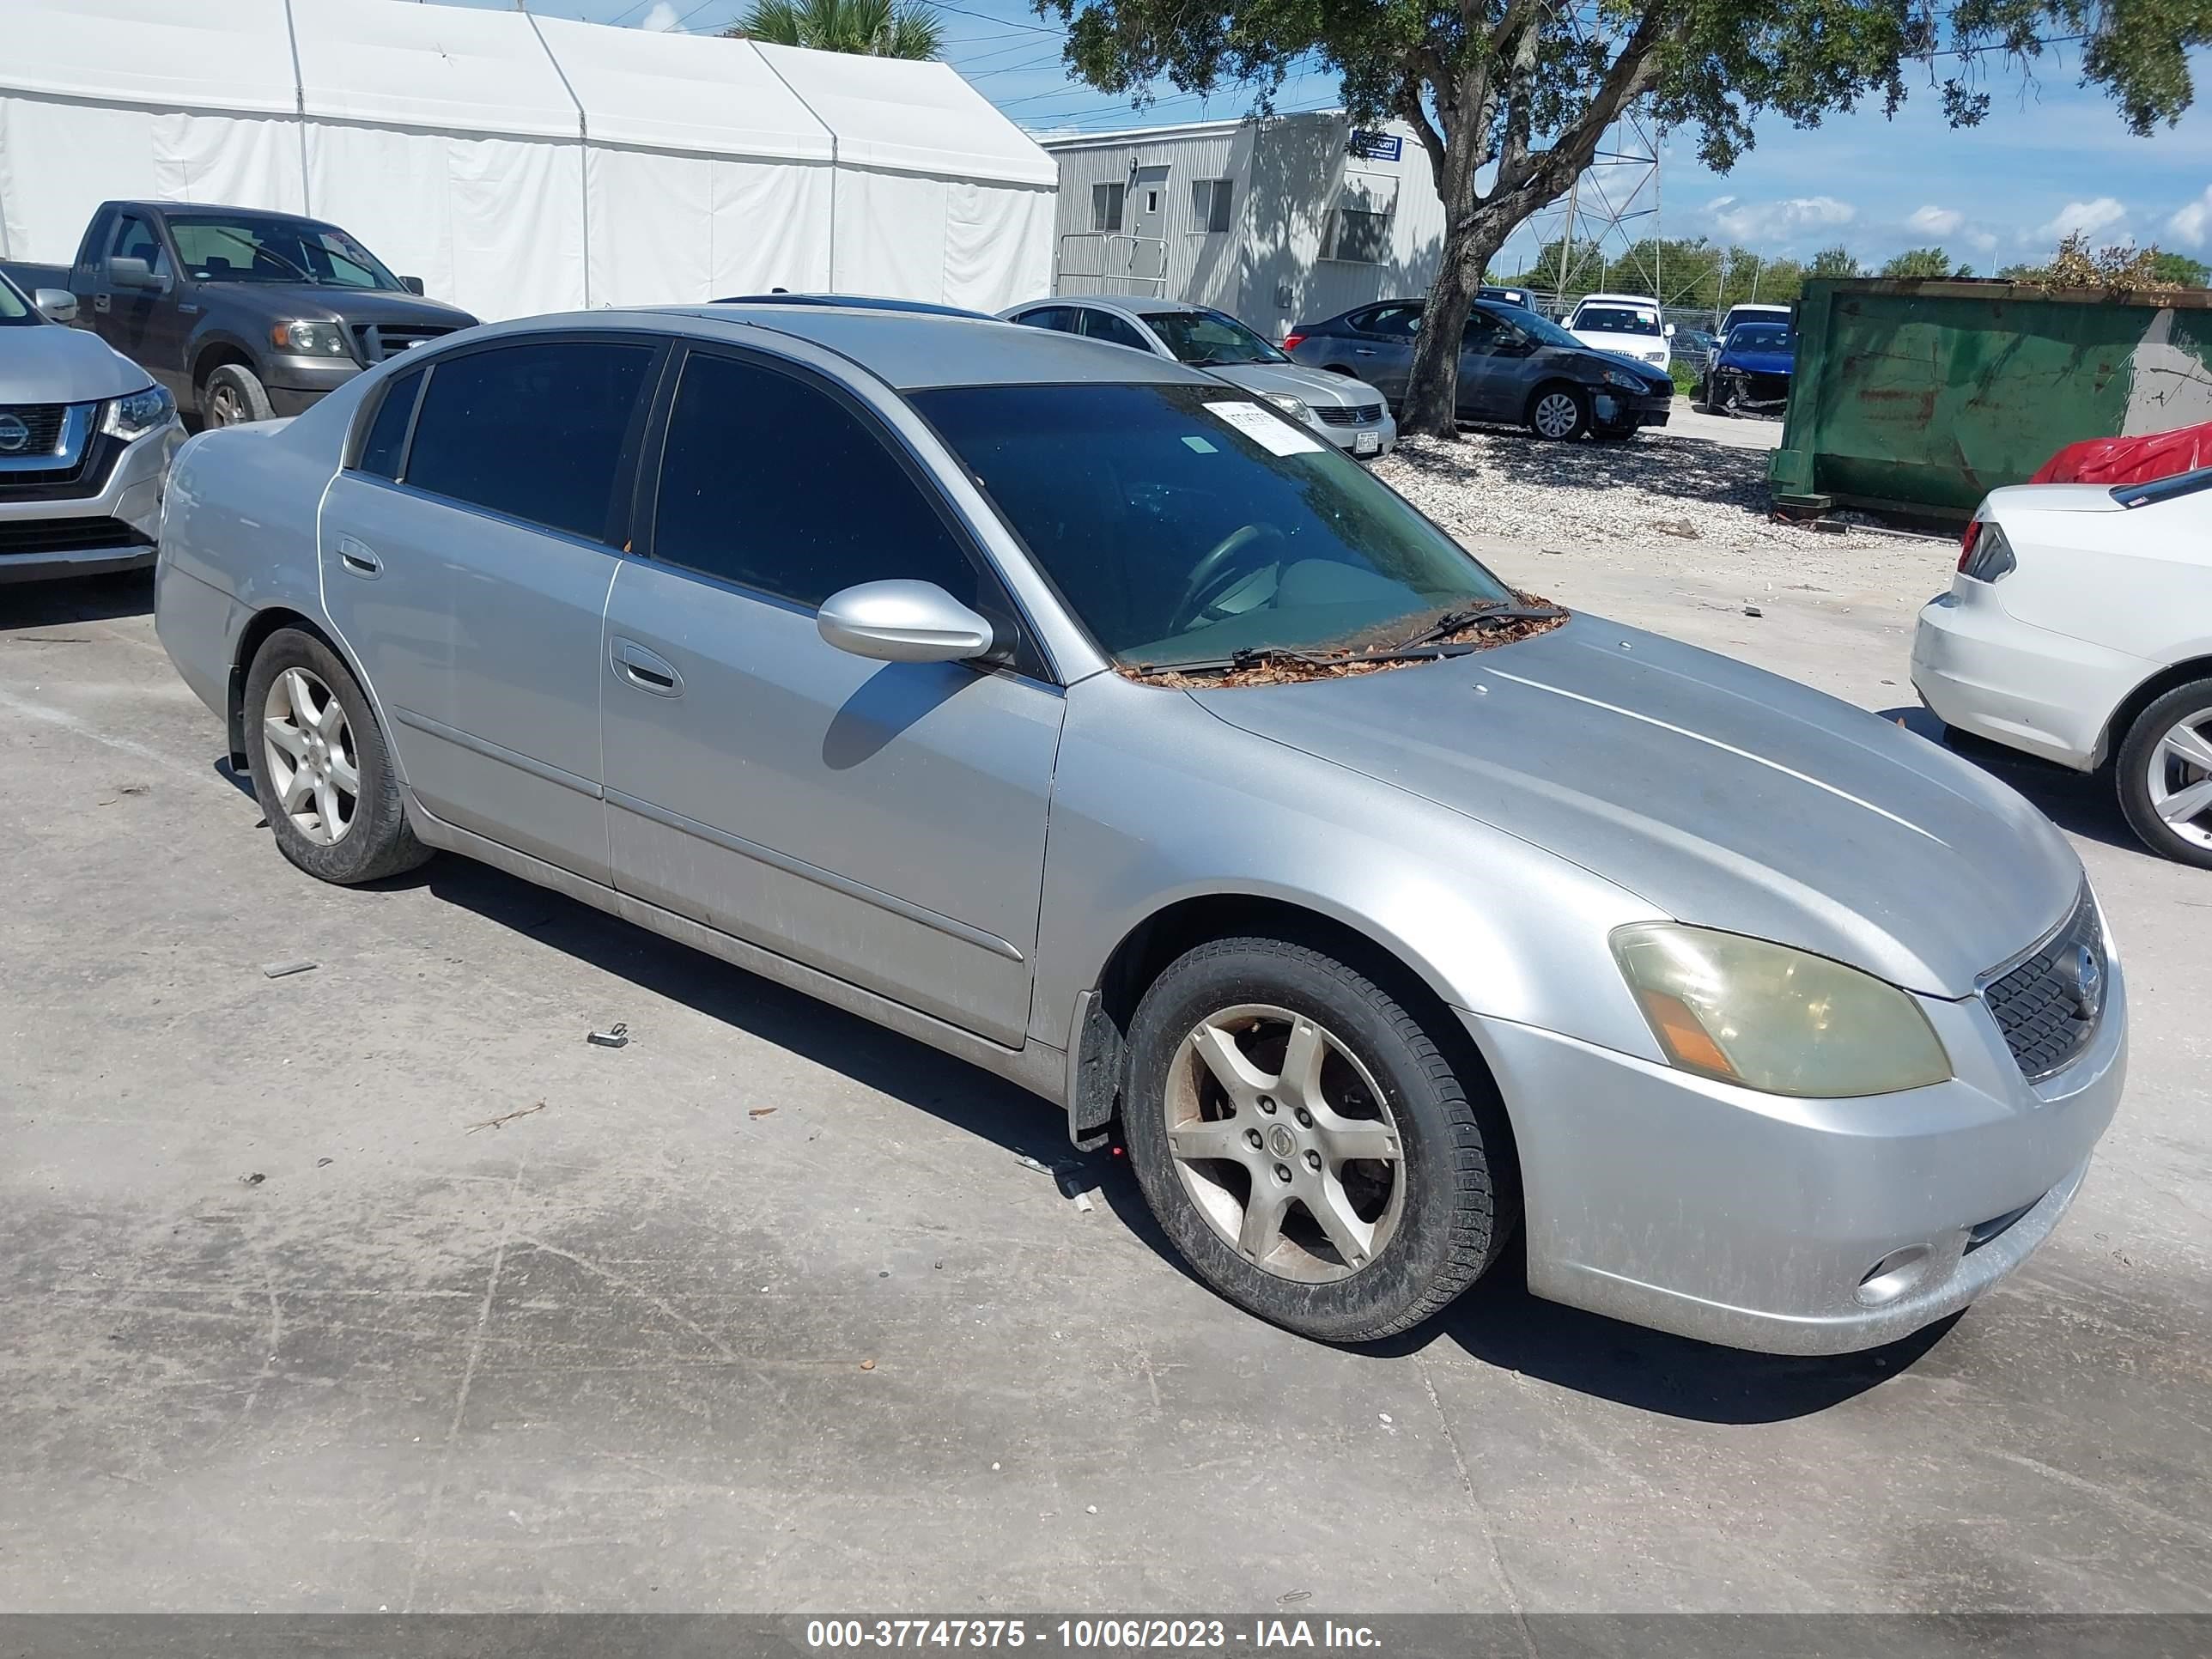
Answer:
[{"left": 1347, "top": 130, "right": 1403, "bottom": 161}]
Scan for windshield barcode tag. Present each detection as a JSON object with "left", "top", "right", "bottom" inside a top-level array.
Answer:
[{"left": 1204, "top": 400, "right": 1324, "bottom": 456}]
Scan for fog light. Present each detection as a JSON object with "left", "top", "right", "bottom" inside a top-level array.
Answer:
[{"left": 1856, "top": 1245, "right": 1931, "bottom": 1307}]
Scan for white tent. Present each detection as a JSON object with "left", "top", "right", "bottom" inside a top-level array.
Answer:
[{"left": 0, "top": 0, "right": 1056, "bottom": 321}]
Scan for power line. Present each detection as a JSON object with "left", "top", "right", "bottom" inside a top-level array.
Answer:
[{"left": 933, "top": 2, "right": 1064, "bottom": 33}]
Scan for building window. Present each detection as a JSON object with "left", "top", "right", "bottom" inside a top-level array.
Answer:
[
  {"left": 1322, "top": 204, "right": 1393, "bottom": 264},
  {"left": 1091, "top": 183, "right": 1125, "bottom": 233},
  {"left": 1191, "top": 179, "right": 1234, "bottom": 234}
]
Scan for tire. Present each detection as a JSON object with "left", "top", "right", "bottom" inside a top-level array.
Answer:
[
  {"left": 2114, "top": 678, "right": 2212, "bottom": 868},
  {"left": 1526, "top": 384, "right": 1590, "bottom": 441},
  {"left": 243, "top": 628, "right": 431, "bottom": 884},
  {"left": 1121, "top": 935, "right": 1516, "bottom": 1343},
  {"left": 202, "top": 362, "right": 274, "bottom": 428},
  {"left": 1592, "top": 424, "right": 1638, "bottom": 442}
]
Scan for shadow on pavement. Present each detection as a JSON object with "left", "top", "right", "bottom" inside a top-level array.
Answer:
[
  {"left": 0, "top": 569, "right": 153, "bottom": 626},
  {"left": 387, "top": 848, "right": 1961, "bottom": 1426}
]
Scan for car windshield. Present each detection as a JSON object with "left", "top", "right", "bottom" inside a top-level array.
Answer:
[
  {"left": 1574, "top": 306, "right": 1661, "bottom": 336},
  {"left": 914, "top": 381, "right": 1517, "bottom": 668},
  {"left": 165, "top": 214, "right": 404, "bottom": 290},
  {"left": 1144, "top": 310, "right": 1290, "bottom": 367},
  {"left": 1728, "top": 325, "right": 1793, "bottom": 352},
  {"left": 0, "top": 273, "right": 35, "bottom": 326},
  {"left": 1484, "top": 307, "right": 1583, "bottom": 349}
]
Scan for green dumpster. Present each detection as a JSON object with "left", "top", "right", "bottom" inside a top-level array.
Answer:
[{"left": 1769, "top": 278, "right": 2212, "bottom": 521}]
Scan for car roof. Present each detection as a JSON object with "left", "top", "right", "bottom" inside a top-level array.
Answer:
[
  {"left": 714, "top": 293, "right": 994, "bottom": 319},
  {"left": 114, "top": 200, "right": 335, "bottom": 228},
  {"left": 1575, "top": 293, "right": 1660, "bottom": 307},
  {"left": 639, "top": 305, "right": 1213, "bottom": 390}
]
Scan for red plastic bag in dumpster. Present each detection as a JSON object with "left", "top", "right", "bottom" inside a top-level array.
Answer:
[{"left": 2031, "top": 419, "right": 2212, "bottom": 486}]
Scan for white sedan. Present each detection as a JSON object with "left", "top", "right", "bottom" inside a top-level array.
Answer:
[{"left": 1912, "top": 468, "right": 2212, "bottom": 866}]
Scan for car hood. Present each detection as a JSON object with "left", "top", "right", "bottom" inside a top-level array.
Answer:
[
  {"left": 0, "top": 321, "right": 154, "bottom": 402},
  {"left": 208, "top": 283, "right": 477, "bottom": 327},
  {"left": 1188, "top": 614, "right": 2081, "bottom": 997},
  {"left": 1718, "top": 347, "right": 1794, "bottom": 376},
  {"left": 1209, "top": 361, "right": 1387, "bottom": 409}
]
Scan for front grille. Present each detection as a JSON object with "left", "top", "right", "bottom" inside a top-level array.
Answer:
[
  {"left": 349, "top": 323, "right": 459, "bottom": 364},
  {"left": 1314, "top": 402, "right": 1384, "bottom": 427},
  {"left": 0, "top": 517, "right": 152, "bottom": 557},
  {"left": 0, "top": 403, "right": 69, "bottom": 457},
  {"left": 1982, "top": 890, "right": 2106, "bottom": 1081}
]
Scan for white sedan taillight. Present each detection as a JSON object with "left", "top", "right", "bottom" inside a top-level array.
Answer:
[{"left": 1958, "top": 518, "right": 2017, "bottom": 582}]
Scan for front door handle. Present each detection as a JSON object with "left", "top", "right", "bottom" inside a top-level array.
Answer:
[
  {"left": 1352, "top": 346, "right": 1376, "bottom": 356},
  {"left": 611, "top": 637, "right": 683, "bottom": 697},
  {"left": 92, "top": 294, "right": 111, "bottom": 314}
]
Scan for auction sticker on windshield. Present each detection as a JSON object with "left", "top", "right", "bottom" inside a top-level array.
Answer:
[{"left": 1204, "top": 400, "right": 1322, "bottom": 456}]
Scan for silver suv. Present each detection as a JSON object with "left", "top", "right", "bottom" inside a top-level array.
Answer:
[{"left": 0, "top": 269, "right": 182, "bottom": 584}]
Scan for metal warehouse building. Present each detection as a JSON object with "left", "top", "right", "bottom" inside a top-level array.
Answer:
[{"left": 1037, "top": 112, "right": 1448, "bottom": 338}]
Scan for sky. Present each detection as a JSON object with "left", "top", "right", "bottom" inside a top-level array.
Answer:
[{"left": 448, "top": 0, "right": 2212, "bottom": 275}]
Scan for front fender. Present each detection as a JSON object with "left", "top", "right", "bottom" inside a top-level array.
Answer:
[{"left": 1030, "top": 673, "right": 1668, "bottom": 1066}]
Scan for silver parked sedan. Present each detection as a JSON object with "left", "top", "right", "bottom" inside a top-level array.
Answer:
[
  {"left": 155, "top": 305, "right": 2124, "bottom": 1352},
  {"left": 1, "top": 268, "right": 182, "bottom": 583},
  {"left": 1000, "top": 296, "right": 1396, "bottom": 458}
]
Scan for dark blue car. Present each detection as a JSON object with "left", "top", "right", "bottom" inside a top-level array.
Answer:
[{"left": 1704, "top": 321, "right": 1793, "bottom": 416}]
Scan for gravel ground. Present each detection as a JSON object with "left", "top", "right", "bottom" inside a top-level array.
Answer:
[{"left": 1375, "top": 428, "right": 1905, "bottom": 560}]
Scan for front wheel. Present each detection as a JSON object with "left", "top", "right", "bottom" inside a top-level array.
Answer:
[
  {"left": 1527, "top": 385, "right": 1590, "bottom": 441},
  {"left": 1121, "top": 936, "right": 1516, "bottom": 1343},
  {"left": 2115, "top": 679, "right": 2212, "bottom": 866},
  {"left": 202, "top": 363, "right": 274, "bottom": 427}
]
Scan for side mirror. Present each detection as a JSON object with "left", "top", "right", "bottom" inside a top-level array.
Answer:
[
  {"left": 401, "top": 276, "right": 426, "bottom": 295},
  {"left": 817, "top": 580, "right": 998, "bottom": 665},
  {"left": 109, "top": 257, "right": 161, "bottom": 293},
  {"left": 33, "top": 288, "right": 78, "bottom": 324},
  {"left": 1663, "top": 322, "right": 1677, "bottom": 337}
]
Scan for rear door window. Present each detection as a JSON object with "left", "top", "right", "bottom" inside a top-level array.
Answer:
[
  {"left": 1352, "top": 304, "right": 1422, "bottom": 340},
  {"left": 1079, "top": 309, "right": 1154, "bottom": 352},
  {"left": 404, "top": 339, "right": 657, "bottom": 543},
  {"left": 354, "top": 368, "right": 424, "bottom": 481}
]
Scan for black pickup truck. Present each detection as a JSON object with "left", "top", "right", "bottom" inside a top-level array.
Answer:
[{"left": 0, "top": 201, "right": 477, "bottom": 427}]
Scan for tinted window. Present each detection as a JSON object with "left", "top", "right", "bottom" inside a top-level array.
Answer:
[
  {"left": 915, "top": 382, "right": 1513, "bottom": 665},
  {"left": 166, "top": 213, "right": 403, "bottom": 290},
  {"left": 1079, "top": 310, "right": 1153, "bottom": 352},
  {"left": 1726, "top": 325, "right": 1793, "bottom": 352},
  {"left": 1145, "top": 310, "right": 1288, "bottom": 366},
  {"left": 1012, "top": 306, "right": 1079, "bottom": 333},
  {"left": 110, "top": 213, "right": 170, "bottom": 279},
  {"left": 356, "top": 368, "right": 423, "bottom": 479},
  {"left": 1352, "top": 304, "right": 1422, "bottom": 340},
  {"left": 652, "top": 351, "right": 979, "bottom": 611},
  {"left": 405, "top": 340, "right": 654, "bottom": 541}
]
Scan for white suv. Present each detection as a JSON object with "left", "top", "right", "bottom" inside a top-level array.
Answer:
[{"left": 1565, "top": 292, "right": 1673, "bottom": 370}]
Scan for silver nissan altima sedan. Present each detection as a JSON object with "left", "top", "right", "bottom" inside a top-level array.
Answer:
[{"left": 153, "top": 305, "right": 2125, "bottom": 1352}]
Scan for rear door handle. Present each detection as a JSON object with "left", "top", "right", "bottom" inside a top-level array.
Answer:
[
  {"left": 611, "top": 637, "right": 683, "bottom": 697},
  {"left": 92, "top": 294, "right": 111, "bottom": 314},
  {"left": 1352, "top": 347, "right": 1376, "bottom": 356},
  {"left": 337, "top": 538, "right": 381, "bottom": 578}
]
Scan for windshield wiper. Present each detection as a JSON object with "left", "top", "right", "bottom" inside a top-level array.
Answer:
[{"left": 1393, "top": 603, "right": 1566, "bottom": 650}]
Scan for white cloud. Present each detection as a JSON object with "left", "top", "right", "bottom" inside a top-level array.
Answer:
[
  {"left": 641, "top": 1, "right": 680, "bottom": 30},
  {"left": 2168, "top": 186, "right": 2212, "bottom": 249},
  {"left": 2038, "top": 196, "right": 2128, "bottom": 242},
  {"left": 1705, "top": 194, "right": 1857, "bottom": 244},
  {"left": 1908, "top": 205, "right": 1964, "bottom": 237}
]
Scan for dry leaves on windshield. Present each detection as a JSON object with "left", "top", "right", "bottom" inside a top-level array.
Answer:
[{"left": 1122, "top": 595, "right": 1568, "bottom": 689}]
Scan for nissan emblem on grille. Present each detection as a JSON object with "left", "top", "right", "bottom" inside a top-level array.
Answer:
[{"left": 0, "top": 414, "right": 30, "bottom": 453}]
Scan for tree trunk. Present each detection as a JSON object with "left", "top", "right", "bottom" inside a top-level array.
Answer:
[{"left": 1399, "top": 210, "right": 1514, "bottom": 440}]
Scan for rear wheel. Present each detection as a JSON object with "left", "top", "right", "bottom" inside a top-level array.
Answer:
[
  {"left": 202, "top": 362, "right": 274, "bottom": 428},
  {"left": 2116, "top": 679, "right": 2212, "bottom": 867},
  {"left": 243, "top": 629, "right": 430, "bottom": 884},
  {"left": 1121, "top": 936, "right": 1516, "bottom": 1343},
  {"left": 1527, "top": 385, "right": 1590, "bottom": 441}
]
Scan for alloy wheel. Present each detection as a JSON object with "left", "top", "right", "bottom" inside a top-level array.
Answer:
[
  {"left": 1164, "top": 1003, "right": 1407, "bottom": 1283},
  {"left": 262, "top": 666, "right": 359, "bottom": 845},
  {"left": 207, "top": 383, "right": 244, "bottom": 427},
  {"left": 1532, "top": 392, "right": 1580, "bottom": 439},
  {"left": 2147, "top": 708, "right": 2212, "bottom": 850}
]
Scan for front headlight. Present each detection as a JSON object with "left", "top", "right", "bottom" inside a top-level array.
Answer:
[
  {"left": 102, "top": 382, "right": 175, "bottom": 441},
  {"left": 271, "top": 319, "right": 352, "bottom": 357},
  {"left": 1600, "top": 368, "right": 1643, "bottom": 390},
  {"left": 1263, "top": 392, "right": 1315, "bottom": 424},
  {"left": 1611, "top": 923, "right": 1951, "bottom": 1097}
]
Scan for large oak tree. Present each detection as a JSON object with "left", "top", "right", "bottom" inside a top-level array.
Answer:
[{"left": 1038, "top": 0, "right": 2209, "bottom": 436}]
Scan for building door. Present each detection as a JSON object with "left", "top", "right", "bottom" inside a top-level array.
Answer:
[{"left": 1128, "top": 165, "right": 1170, "bottom": 291}]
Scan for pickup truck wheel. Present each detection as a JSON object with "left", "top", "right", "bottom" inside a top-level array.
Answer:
[
  {"left": 2115, "top": 679, "right": 2212, "bottom": 868},
  {"left": 244, "top": 629, "right": 431, "bottom": 885},
  {"left": 202, "top": 363, "right": 274, "bottom": 428},
  {"left": 1122, "top": 935, "right": 1516, "bottom": 1343}
]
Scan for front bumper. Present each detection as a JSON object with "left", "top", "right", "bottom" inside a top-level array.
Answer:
[
  {"left": 1312, "top": 409, "right": 1397, "bottom": 458},
  {"left": 1461, "top": 944, "right": 2126, "bottom": 1354},
  {"left": 0, "top": 418, "right": 182, "bottom": 584},
  {"left": 260, "top": 352, "right": 362, "bottom": 417},
  {"left": 1593, "top": 388, "right": 1672, "bottom": 430},
  {"left": 1911, "top": 587, "right": 2148, "bottom": 770}
]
